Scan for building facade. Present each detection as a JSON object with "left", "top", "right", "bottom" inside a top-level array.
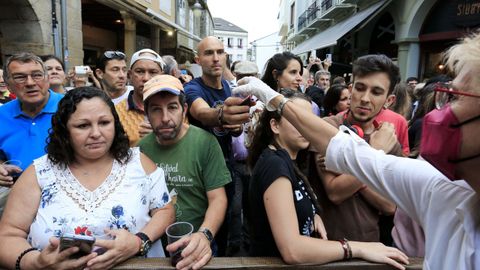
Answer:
[
  {"left": 0, "top": 0, "right": 214, "bottom": 69},
  {"left": 250, "top": 32, "right": 284, "bottom": 75},
  {"left": 213, "top": 17, "right": 248, "bottom": 63},
  {"left": 279, "top": 0, "right": 480, "bottom": 81}
]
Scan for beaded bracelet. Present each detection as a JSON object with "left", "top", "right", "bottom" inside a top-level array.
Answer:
[{"left": 15, "top": 247, "right": 39, "bottom": 270}]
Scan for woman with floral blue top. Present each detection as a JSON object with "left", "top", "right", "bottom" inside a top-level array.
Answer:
[{"left": 0, "top": 87, "right": 174, "bottom": 270}]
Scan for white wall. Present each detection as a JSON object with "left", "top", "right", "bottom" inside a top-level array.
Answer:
[{"left": 251, "top": 32, "right": 283, "bottom": 75}]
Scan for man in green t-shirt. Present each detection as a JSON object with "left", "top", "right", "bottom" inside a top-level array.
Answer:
[{"left": 139, "top": 74, "right": 231, "bottom": 269}]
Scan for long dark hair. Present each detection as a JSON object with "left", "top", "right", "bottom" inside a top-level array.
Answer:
[
  {"left": 261, "top": 52, "right": 303, "bottom": 91},
  {"left": 47, "top": 87, "right": 131, "bottom": 166},
  {"left": 323, "top": 84, "right": 348, "bottom": 116},
  {"left": 390, "top": 82, "right": 412, "bottom": 119},
  {"left": 248, "top": 89, "right": 321, "bottom": 212}
]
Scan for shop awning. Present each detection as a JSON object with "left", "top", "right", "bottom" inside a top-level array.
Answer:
[{"left": 291, "top": 0, "right": 387, "bottom": 55}]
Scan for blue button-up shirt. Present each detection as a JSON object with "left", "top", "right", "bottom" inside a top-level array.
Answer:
[{"left": 0, "top": 90, "right": 63, "bottom": 170}]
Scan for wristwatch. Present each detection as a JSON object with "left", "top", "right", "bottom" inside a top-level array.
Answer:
[
  {"left": 198, "top": 227, "right": 214, "bottom": 243},
  {"left": 135, "top": 232, "right": 152, "bottom": 256}
]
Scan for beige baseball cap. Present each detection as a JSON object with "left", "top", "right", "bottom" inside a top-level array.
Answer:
[
  {"left": 234, "top": 61, "right": 259, "bottom": 75},
  {"left": 143, "top": 75, "right": 184, "bottom": 102}
]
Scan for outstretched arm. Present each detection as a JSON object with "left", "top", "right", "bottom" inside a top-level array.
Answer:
[
  {"left": 189, "top": 97, "right": 250, "bottom": 127},
  {"left": 264, "top": 176, "right": 408, "bottom": 268},
  {"left": 234, "top": 77, "right": 440, "bottom": 224}
]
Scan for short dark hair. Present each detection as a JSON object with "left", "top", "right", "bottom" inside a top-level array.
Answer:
[
  {"left": 406, "top": 77, "right": 418, "bottom": 83},
  {"left": 40, "top": 55, "right": 65, "bottom": 71},
  {"left": 47, "top": 87, "right": 131, "bottom": 166},
  {"left": 261, "top": 52, "right": 303, "bottom": 91},
  {"left": 352, "top": 54, "right": 400, "bottom": 95},
  {"left": 96, "top": 50, "right": 126, "bottom": 72}
]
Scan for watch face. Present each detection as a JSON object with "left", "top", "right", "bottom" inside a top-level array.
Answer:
[
  {"left": 200, "top": 228, "right": 214, "bottom": 242},
  {"left": 136, "top": 232, "right": 152, "bottom": 256},
  {"left": 144, "top": 240, "right": 152, "bottom": 252}
]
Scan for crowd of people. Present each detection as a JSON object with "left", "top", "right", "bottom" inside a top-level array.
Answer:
[{"left": 0, "top": 30, "right": 478, "bottom": 270}]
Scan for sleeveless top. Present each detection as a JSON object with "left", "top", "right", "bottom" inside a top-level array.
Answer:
[{"left": 28, "top": 148, "right": 171, "bottom": 257}]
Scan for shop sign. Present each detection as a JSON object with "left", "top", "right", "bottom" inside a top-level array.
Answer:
[{"left": 455, "top": 0, "right": 480, "bottom": 26}]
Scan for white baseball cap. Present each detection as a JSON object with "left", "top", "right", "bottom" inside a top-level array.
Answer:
[{"left": 130, "top": 48, "right": 165, "bottom": 70}]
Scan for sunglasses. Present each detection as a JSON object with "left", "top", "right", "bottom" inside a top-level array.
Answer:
[{"left": 103, "top": 51, "right": 126, "bottom": 59}]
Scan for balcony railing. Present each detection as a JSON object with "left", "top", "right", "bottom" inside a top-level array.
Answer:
[
  {"left": 297, "top": 0, "right": 355, "bottom": 32},
  {"left": 298, "top": 12, "right": 307, "bottom": 30},
  {"left": 321, "top": 0, "right": 333, "bottom": 10},
  {"left": 297, "top": 1, "right": 319, "bottom": 32},
  {"left": 307, "top": 1, "right": 319, "bottom": 22}
]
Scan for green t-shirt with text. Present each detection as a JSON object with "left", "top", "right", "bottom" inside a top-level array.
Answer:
[{"left": 138, "top": 125, "right": 231, "bottom": 230}]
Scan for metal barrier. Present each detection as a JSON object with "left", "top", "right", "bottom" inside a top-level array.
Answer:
[{"left": 114, "top": 257, "right": 424, "bottom": 269}]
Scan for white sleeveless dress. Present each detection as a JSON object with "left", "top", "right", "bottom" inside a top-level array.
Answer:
[{"left": 28, "top": 147, "right": 170, "bottom": 257}]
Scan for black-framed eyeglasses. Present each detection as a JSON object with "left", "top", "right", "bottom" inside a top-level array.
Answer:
[
  {"left": 434, "top": 82, "right": 480, "bottom": 109},
  {"left": 11, "top": 72, "right": 46, "bottom": 84},
  {"left": 104, "top": 51, "right": 126, "bottom": 59}
]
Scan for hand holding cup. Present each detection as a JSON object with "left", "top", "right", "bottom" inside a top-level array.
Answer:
[{"left": 165, "top": 222, "right": 194, "bottom": 267}]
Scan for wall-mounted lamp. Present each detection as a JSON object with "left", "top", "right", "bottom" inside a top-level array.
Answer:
[
  {"left": 437, "top": 64, "right": 445, "bottom": 70},
  {"left": 192, "top": 0, "right": 203, "bottom": 18},
  {"left": 114, "top": 19, "right": 123, "bottom": 24},
  {"left": 167, "top": 30, "right": 173, "bottom": 36}
]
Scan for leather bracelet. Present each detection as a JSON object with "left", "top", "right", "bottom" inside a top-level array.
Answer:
[
  {"left": 217, "top": 105, "right": 225, "bottom": 126},
  {"left": 15, "top": 247, "right": 38, "bottom": 270},
  {"left": 346, "top": 238, "right": 352, "bottom": 259},
  {"left": 338, "top": 239, "right": 352, "bottom": 260}
]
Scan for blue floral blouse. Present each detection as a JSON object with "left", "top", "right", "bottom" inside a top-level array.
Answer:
[{"left": 28, "top": 148, "right": 171, "bottom": 257}]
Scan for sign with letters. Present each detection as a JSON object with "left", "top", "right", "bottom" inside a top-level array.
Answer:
[{"left": 454, "top": 0, "right": 480, "bottom": 26}]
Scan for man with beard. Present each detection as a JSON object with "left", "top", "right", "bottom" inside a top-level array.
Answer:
[
  {"left": 312, "top": 54, "right": 401, "bottom": 245},
  {"left": 116, "top": 49, "right": 164, "bottom": 146},
  {"left": 139, "top": 75, "right": 230, "bottom": 269}
]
